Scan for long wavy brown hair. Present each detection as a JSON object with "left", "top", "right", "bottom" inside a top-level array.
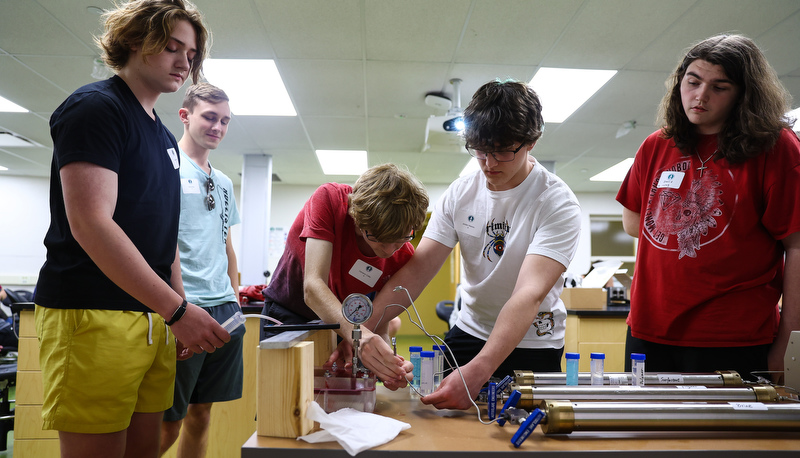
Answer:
[
  {"left": 658, "top": 34, "right": 793, "bottom": 163},
  {"left": 96, "top": 0, "right": 210, "bottom": 84}
]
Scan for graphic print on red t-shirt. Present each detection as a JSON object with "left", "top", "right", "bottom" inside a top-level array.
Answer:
[{"left": 643, "top": 160, "right": 729, "bottom": 259}]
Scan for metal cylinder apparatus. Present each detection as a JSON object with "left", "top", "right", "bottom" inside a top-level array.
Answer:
[
  {"left": 540, "top": 400, "right": 800, "bottom": 434},
  {"left": 510, "top": 384, "right": 779, "bottom": 409},
  {"left": 513, "top": 370, "right": 743, "bottom": 387}
]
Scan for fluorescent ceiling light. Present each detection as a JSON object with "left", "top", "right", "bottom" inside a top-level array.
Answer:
[
  {"left": 590, "top": 158, "right": 634, "bottom": 182},
  {"left": 0, "top": 95, "right": 28, "bottom": 113},
  {"left": 202, "top": 59, "right": 296, "bottom": 116},
  {"left": 0, "top": 131, "right": 36, "bottom": 147},
  {"left": 0, "top": 165, "right": 7, "bottom": 171},
  {"left": 315, "top": 150, "right": 368, "bottom": 175},
  {"left": 530, "top": 68, "right": 616, "bottom": 123},
  {"left": 459, "top": 157, "right": 481, "bottom": 177}
]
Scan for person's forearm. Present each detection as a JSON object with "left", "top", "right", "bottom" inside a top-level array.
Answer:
[
  {"left": 73, "top": 215, "right": 183, "bottom": 318},
  {"left": 304, "top": 276, "right": 355, "bottom": 342},
  {"left": 171, "top": 246, "right": 186, "bottom": 298},
  {"left": 469, "top": 288, "right": 542, "bottom": 378},
  {"left": 367, "top": 238, "right": 451, "bottom": 331},
  {"left": 62, "top": 163, "right": 184, "bottom": 319},
  {"left": 470, "top": 254, "right": 566, "bottom": 378}
]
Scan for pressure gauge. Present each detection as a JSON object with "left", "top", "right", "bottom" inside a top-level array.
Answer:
[{"left": 342, "top": 293, "right": 373, "bottom": 325}]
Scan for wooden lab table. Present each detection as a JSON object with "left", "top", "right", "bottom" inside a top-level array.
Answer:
[{"left": 242, "top": 385, "right": 800, "bottom": 457}]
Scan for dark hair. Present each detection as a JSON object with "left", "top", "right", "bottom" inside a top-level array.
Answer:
[
  {"left": 463, "top": 79, "right": 544, "bottom": 151},
  {"left": 658, "top": 34, "right": 793, "bottom": 163},
  {"left": 96, "top": 0, "right": 210, "bottom": 84}
]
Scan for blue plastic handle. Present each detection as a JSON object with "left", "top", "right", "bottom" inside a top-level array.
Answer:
[
  {"left": 511, "top": 408, "right": 545, "bottom": 448},
  {"left": 495, "top": 375, "right": 513, "bottom": 395},
  {"left": 487, "top": 382, "right": 497, "bottom": 420}
]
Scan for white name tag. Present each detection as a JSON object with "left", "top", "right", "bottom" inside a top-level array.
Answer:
[
  {"left": 167, "top": 147, "right": 180, "bottom": 169},
  {"left": 657, "top": 171, "right": 684, "bottom": 189},
  {"left": 181, "top": 178, "right": 201, "bottom": 194},
  {"left": 348, "top": 259, "right": 383, "bottom": 288},
  {"left": 456, "top": 211, "right": 484, "bottom": 237}
]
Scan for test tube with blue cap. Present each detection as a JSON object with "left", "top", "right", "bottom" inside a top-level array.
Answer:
[
  {"left": 590, "top": 352, "right": 605, "bottom": 386},
  {"left": 419, "top": 351, "right": 436, "bottom": 396},
  {"left": 409, "top": 346, "right": 422, "bottom": 396},
  {"left": 565, "top": 352, "right": 580, "bottom": 385}
]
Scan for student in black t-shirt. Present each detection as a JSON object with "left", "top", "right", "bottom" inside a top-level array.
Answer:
[{"left": 33, "top": 2, "right": 228, "bottom": 456}]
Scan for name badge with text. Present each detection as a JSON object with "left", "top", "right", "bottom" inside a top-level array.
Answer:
[
  {"left": 657, "top": 171, "right": 684, "bottom": 189},
  {"left": 167, "top": 147, "right": 180, "bottom": 169},
  {"left": 181, "top": 178, "right": 201, "bottom": 194},
  {"left": 348, "top": 259, "right": 383, "bottom": 288}
]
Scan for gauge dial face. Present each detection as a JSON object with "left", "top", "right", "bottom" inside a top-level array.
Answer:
[{"left": 342, "top": 293, "right": 373, "bottom": 324}]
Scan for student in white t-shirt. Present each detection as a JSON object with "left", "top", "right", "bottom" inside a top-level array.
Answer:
[{"left": 364, "top": 80, "right": 582, "bottom": 410}]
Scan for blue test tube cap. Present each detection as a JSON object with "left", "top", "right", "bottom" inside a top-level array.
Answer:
[
  {"left": 420, "top": 351, "right": 435, "bottom": 358},
  {"left": 631, "top": 353, "right": 646, "bottom": 361},
  {"left": 409, "top": 346, "right": 423, "bottom": 352},
  {"left": 590, "top": 353, "right": 605, "bottom": 359},
  {"left": 565, "top": 352, "right": 580, "bottom": 360}
]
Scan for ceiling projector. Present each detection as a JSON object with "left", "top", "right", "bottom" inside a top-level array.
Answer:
[
  {"left": 424, "top": 114, "right": 465, "bottom": 152},
  {"left": 422, "top": 78, "right": 467, "bottom": 153}
]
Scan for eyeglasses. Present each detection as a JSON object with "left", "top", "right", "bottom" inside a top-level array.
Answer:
[
  {"left": 466, "top": 143, "right": 526, "bottom": 162},
  {"left": 364, "top": 229, "right": 415, "bottom": 244},
  {"left": 206, "top": 177, "right": 215, "bottom": 211}
]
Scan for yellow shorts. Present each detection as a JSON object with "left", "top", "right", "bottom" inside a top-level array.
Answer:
[{"left": 35, "top": 306, "right": 176, "bottom": 434}]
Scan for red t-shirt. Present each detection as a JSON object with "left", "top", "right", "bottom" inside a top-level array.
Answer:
[
  {"left": 616, "top": 129, "right": 800, "bottom": 346},
  {"left": 263, "top": 183, "right": 414, "bottom": 320}
]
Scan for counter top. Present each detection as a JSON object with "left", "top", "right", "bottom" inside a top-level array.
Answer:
[
  {"left": 242, "top": 385, "right": 800, "bottom": 457},
  {"left": 566, "top": 305, "right": 630, "bottom": 317}
]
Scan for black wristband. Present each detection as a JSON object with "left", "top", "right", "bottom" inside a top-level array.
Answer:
[{"left": 166, "top": 299, "right": 187, "bottom": 326}]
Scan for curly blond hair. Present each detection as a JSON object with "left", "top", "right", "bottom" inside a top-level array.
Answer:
[{"left": 348, "top": 164, "right": 429, "bottom": 242}]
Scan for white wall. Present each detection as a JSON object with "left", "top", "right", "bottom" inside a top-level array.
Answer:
[
  {"left": 0, "top": 175, "right": 49, "bottom": 289},
  {"left": 0, "top": 174, "right": 620, "bottom": 288},
  {"left": 570, "top": 192, "right": 625, "bottom": 276}
]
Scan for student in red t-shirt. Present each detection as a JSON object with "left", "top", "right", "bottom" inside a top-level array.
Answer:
[
  {"left": 262, "top": 164, "right": 429, "bottom": 388},
  {"left": 616, "top": 34, "right": 800, "bottom": 383}
]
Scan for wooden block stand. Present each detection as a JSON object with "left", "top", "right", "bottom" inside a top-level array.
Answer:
[{"left": 256, "top": 328, "right": 336, "bottom": 438}]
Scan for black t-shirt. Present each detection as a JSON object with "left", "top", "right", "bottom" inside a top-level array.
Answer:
[{"left": 36, "top": 76, "right": 181, "bottom": 312}]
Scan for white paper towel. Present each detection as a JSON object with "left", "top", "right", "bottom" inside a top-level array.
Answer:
[{"left": 298, "top": 401, "right": 411, "bottom": 456}]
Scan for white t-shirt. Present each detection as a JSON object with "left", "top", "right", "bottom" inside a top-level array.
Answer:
[{"left": 424, "top": 161, "right": 581, "bottom": 349}]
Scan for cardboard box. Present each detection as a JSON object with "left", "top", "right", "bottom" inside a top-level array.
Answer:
[{"left": 560, "top": 287, "right": 606, "bottom": 310}]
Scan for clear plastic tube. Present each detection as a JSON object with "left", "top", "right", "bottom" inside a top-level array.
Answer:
[
  {"left": 432, "top": 345, "right": 445, "bottom": 389},
  {"left": 566, "top": 352, "right": 580, "bottom": 386},
  {"left": 590, "top": 352, "right": 605, "bottom": 386},
  {"left": 409, "top": 346, "right": 422, "bottom": 396},
  {"left": 419, "top": 351, "right": 435, "bottom": 396}
]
